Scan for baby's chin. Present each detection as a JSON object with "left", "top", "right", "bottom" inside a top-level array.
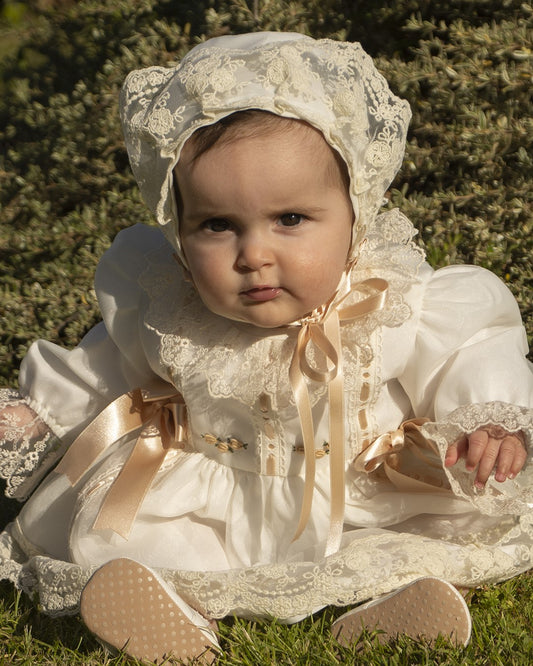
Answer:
[
  {"left": 220, "top": 313, "right": 301, "bottom": 330},
  {"left": 206, "top": 305, "right": 317, "bottom": 330}
]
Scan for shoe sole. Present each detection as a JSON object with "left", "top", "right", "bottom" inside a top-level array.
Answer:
[
  {"left": 332, "top": 577, "right": 471, "bottom": 647},
  {"left": 81, "top": 558, "right": 218, "bottom": 663}
]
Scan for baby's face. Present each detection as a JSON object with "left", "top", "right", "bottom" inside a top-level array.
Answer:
[{"left": 176, "top": 124, "right": 353, "bottom": 328}]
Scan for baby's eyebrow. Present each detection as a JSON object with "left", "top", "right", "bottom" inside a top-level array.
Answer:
[
  {"left": 266, "top": 204, "right": 330, "bottom": 217},
  {"left": 182, "top": 209, "right": 231, "bottom": 223},
  {"left": 185, "top": 204, "right": 329, "bottom": 222}
]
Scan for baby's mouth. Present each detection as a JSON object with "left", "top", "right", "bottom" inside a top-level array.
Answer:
[{"left": 240, "top": 286, "right": 281, "bottom": 302}]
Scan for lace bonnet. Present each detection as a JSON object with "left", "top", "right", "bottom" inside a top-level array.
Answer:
[{"left": 119, "top": 32, "right": 411, "bottom": 266}]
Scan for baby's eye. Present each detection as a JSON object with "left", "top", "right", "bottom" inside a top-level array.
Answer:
[
  {"left": 279, "top": 213, "right": 304, "bottom": 227},
  {"left": 203, "top": 218, "right": 231, "bottom": 232}
]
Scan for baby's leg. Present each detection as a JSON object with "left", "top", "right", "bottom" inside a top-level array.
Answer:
[
  {"left": 81, "top": 558, "right": 219, "bottom": 663},
  {"left": 332, "top": 577, "right": 471, "bottom": 647}
]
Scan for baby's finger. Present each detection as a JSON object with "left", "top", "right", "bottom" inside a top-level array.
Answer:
[
  {"left": 464, "top": 429, "right": 489, "bottom": 472},
  {"left": 473, "top": 436, "right": 501, "bottom": 488},
  {"left": 445, "top": 435, "right": 468, "bottom": 467},
  {"left": 507, "top": 435, "right": 528, "bottom": 480},
  {"left": 494, "top": 435, "right": 521, "bottom": 482}
]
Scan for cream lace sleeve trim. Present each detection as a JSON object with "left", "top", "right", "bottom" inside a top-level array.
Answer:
[
  {"left": 0, "top": 388, "right": 67, "bottom": 500},
  {"left": 422, "top": 401, "right": 533, "bottom": 516}
]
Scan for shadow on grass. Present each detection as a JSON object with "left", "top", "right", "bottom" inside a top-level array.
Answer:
[{"left": 0, "top": 482, "right": 20, "bottom": 529}]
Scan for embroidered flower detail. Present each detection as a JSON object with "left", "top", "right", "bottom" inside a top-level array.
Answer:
[
  {"left": 211, "top": 68, "right": 238, "bottom": 93},
  {"left": 333, "top": 87, "right": 368, "bottom": 130},
  {"left": 202, "top": 433, "right": 248, "bottom": 453},
  {"left": 182, "top": 56, "right": 243, "bottom": 102},
  {"left": 124, "top": 68, "right": 174, "bottom": 95},
  {"left": 366, "top": 140, "right": 392, "bottom": 167},
  {"left": 146, "top": 107, "right": 175, "bottom": 137},
  {"left": 143, "top": 93, "right": 185, "bottom": 140},
  {"left": 266, "top": 58, "right": 290, "bottom": 85},
  {"left": 293, "top": 441, "right": 330, "bottom": 458},
  {"left": 257, "top": 46, "right": 318, "bottom": 99}
]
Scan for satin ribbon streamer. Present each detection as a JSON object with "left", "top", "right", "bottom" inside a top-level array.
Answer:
[
  {"left": 54, "top": 278, "right": 387, "bottom": 548},
  {"left": 55, "top": 388, "right": 187, "bottom": 538},
  {"left": 352, "top": 417, "right": 452, "bottom": 494},
  {"left": 289, "top": 277, "right": 388, "bottom": 555}
]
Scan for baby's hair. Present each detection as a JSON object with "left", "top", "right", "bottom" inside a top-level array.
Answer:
[{"left": 181, "top": 110, "right": 350, "bottom": 193}]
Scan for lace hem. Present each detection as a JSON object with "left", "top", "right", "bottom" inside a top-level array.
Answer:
[
  {"left": 0, "top": 389, "right": 66, "bottom": 500},
  {"left": 2, "top": 396, "right": 532, "bottom": 619},
  {"left": 422, "top": 401, "right": 533, "bottom": 516},
  {"left": 2, "top": 516, "right": 532, "bottom": 619},
  {"left": 0, "top": 524, "right": 93, "bottom": 616}
]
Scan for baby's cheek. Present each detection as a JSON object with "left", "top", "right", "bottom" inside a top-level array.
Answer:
[{"left": 308, "top": 260, "right": 344, "bottom": 296}]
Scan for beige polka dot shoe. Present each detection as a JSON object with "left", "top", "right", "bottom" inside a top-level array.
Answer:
[
  {"left": 80, "top": 557, "right": 219, "bottom": 663},
  {"left": 332, "top": 577, "right": 471, "bottom": 647}
]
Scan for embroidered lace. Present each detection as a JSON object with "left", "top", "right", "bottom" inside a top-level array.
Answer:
[
  {"left": 423, "top": 402, "right": 532, "bottom": 516},
  {"left": 119, "top": 33, "right": 412, "bottom": 264},
  {"left": 0, "top": 389, "right": 65, "bottom": 500},
  {"left": 2, "top": 497, "right": 532, "bottom": 619}
]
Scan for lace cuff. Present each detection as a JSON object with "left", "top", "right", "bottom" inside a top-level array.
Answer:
[
  {"left": 421, "top": 401, "right": 533, "bottom": 516},
  {"left": 0, "top": 388, "right": 67, "bottom": 500}
]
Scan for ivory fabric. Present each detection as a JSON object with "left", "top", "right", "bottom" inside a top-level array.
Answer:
[
  {"left": 1, "top": 213, "right": 532, "bottom": 619},
  {"left": 1, "top": 32, "right": 532, "bottom": 620}
]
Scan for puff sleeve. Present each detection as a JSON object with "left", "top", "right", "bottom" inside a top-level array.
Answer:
[
  {"left": 0, "top": 226, "right": 174, "bottom": 498},
  {"left": 18, "top": 225, "right": 173, "bottom": 440},
  {"left": 399, "top": 264, "right": 533, "bottom": 421}
]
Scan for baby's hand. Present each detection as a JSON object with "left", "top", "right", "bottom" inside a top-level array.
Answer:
[{"left": 445, "top": 426, "right": 527, "bottom": 489}]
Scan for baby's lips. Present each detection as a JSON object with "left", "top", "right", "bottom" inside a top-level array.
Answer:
[{"left": 241, "top": 286, "right": 281, "bottom": 301}]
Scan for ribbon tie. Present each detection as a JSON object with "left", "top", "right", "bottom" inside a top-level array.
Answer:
[
  {"left": 289, "top": 277, "right": 388, "bottom": 555},
  {"left": 55, "top": 388, "right": 187, "bottom": 539},
  {"left": 352, "top": 418, "right": 452, "bottom": 494},
  {"left": 54, "top": 278, "right": 388, "bottom": 548}
]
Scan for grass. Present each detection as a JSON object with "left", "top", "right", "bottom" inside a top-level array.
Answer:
[{"left": 1, "top": 571, "right": 533, "bottom": 664}]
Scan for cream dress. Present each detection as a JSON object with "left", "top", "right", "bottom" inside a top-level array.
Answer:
[{"left": 1, "top": 210, "right": 532, "bottom": 620}]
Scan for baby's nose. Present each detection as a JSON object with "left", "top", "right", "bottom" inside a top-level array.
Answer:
[{"left": 235, "top": 232, "right": 274, "bottom": 271}]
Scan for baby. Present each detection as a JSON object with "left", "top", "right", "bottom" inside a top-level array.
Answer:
[{"left": 1, "top": 32, "right": 532, "bottom": 664}]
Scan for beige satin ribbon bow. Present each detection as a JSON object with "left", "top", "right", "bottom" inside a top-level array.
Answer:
[
  {"left": 53, "top": 278, "right": 387, "bottom": 547},
  {"left": 55, "top": 387, "right": 187, "bottom": 539},
  {"left": 289, "top": 277, "right": 388, "bottom": 556},
  {"left": 352, "top": 417, "right": 451, "bottom": 494}
]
